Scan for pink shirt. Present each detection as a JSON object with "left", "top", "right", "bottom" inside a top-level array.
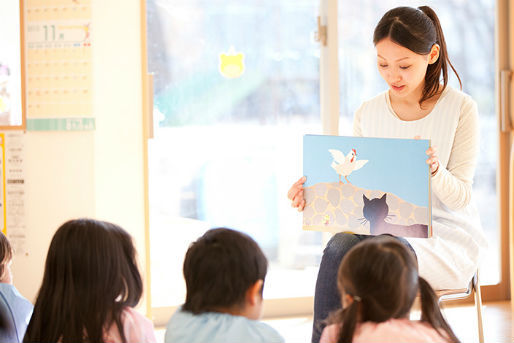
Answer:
[
  {"left": 320, "top": 319, "right": 450, "bottom": 343},
  {"left": 104, "top": 307, "right": 157, "bottom": 343}
]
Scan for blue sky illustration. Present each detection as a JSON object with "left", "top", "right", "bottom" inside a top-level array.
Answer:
[{"left": 303, "top": 134, "right": 430, "bottom": 207}]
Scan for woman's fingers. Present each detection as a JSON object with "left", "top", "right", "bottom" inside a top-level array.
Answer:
[
  {"left": 426, "top": 155, "right": 439, "bottom": 173},
  {"left": 291, "top": 190, "right": 304, "bottom": 208},
  {"left": 288, "top": 176, "right": 307, "bottom": 211},
  {"left": 425, "top": 146, "right": 437, "bottom": 157},
  {"left": 288, "top": 184, "right": 302, "bottom": 201},
  {"left": 287, "top": 176, "right": 306, "bottom": 200},
  {"left": 299, "top": 199, "right": 306, "bottom": 212},
  {"left": 426, "top": 156, "right": 438, "bottom": 164}
]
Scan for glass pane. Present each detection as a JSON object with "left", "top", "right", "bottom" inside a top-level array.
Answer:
[
  {"left": 338, "top": 1, "right": 498, "bottom": 284},
  {"left": 147, "top": 0, "right": 321, "bottom": 307}
]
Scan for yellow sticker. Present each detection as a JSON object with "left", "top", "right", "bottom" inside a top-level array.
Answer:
[{"left": 219, "top": 46, "right": 245, "bottom": 78}]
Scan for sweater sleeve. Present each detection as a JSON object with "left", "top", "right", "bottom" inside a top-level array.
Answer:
[{"left": 431, "top": 96, "right": 480, "bottom": 210}]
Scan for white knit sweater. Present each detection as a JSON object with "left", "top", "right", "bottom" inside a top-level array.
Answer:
[{"left": 353, "top": 86, "right": 488, "bottom": 289}]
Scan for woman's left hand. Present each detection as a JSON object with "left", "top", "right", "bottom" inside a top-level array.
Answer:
[
  {"left": 426, "top": 146, "right": 440, "bottom": 176},
  {"left": 414, "top": 136, "right": 440, "bottom": 176}
]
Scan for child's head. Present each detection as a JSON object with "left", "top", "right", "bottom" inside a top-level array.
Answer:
[
  {"left": 373, "top": 6, "right": 461, "bottom": 106},
  {"left": 0, "top": 232, "right": 12, "bottom": 284},
  {"left": 332, "top": 236, "right": 458, "bottom": 343},
  {"left": 24, "top": 218, "right": 143, "bottom": 343},
  {"left": 182, "top": 228, "right": 267, "bottom": 320}
]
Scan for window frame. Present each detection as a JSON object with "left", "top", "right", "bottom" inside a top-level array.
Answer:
[{"left": 139, "top": 0, "right": 512, "bottom": 323}]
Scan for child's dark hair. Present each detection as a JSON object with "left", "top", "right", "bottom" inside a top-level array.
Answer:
[
  {"left": 329, "top": 236, "right": 459, "bottom": 343},
  {"left": 0, "top": 232, "right": 12, "bottom": 280},
  {"left": 24, "top": 218, "right": 143, "bottom": 343},
  {"left": 373, "top": 6, "right": 462, "bottom": 107},
  {"left": 182, "top": 227, "right": 267, "bottom": 314},
  {"left": 0, "top": 232, "right": 12, "bottom": 333}
]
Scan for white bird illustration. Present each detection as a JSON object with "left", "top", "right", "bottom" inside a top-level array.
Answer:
[{"left": 328, "top": 148, "right": 368, "bottom": 184}]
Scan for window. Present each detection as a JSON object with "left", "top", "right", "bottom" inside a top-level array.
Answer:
[{"left": 146, "top": 0, "right": 323, "bottom": 309}]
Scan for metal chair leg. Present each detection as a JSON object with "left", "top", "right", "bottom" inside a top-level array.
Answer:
[{"left": 473, "top": 271, "right": 484, "bottom": 343}]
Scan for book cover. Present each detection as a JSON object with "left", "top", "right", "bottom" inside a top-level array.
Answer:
[{"left": 303, "top": 134, "right": 432, "bottom": 238}]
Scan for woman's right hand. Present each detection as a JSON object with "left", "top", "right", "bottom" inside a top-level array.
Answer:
[{"left": 287, "top": 176, "right": 306, "bottom": 211}]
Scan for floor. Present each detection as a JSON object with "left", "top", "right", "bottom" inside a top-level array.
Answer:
[{"left": 156, "top": 301, "right": 513, "bottom": 343}]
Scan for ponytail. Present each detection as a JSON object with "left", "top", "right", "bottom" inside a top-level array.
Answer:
[
  {"left": 336, "top": 299, "right": 360, "bottom": 343},
  {"left": 418, "top": 6, "right": 462, "bottom": 106},
  {"left": 418, "top": 277, "right": 460, "bottom": 343}
]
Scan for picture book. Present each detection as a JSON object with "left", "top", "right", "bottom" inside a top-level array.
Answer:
[{"left": 302, "top": 134, "right": 432, "bottom": 238}]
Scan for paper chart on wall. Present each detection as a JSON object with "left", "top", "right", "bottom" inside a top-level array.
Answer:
[
  {"left": 25, "top": 0, "right": 95, "bottom": 131},
  {"left": 0, "top": 132, "right": 26, "bottom": 254}
]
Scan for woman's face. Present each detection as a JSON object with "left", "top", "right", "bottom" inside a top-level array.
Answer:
[{"left": 375, "top": 37, "right": 431, "bottom": 100}]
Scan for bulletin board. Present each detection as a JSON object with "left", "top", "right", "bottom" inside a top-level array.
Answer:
[
  {"left": 24, "top": 0, "right": 94, "bottom": 131},
  {"left": 0, "top": 1, "right": 26, "bottom": 129}
]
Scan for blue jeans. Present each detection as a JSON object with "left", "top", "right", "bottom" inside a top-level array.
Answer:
[{"left": 311, "top": 233, "right": 415, "bottom": 343}]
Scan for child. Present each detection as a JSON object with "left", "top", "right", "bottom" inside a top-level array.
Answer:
[
  {"left": 320, "top": 236, "right": 459, "bottom": 343},
  {"left": 288, "top": 6, "right": 487, "bottom": 342},
  {"left": 23, "top": 218, "right": 156, "bottom": 343},
  {"left": 164, "top": 227, "right": 284, "bottom": 343},
  {"left": 0, "top": 232, "right": 33, "bottom": 343}
]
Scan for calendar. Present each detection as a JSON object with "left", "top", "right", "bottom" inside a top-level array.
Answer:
[{"left": 24, "top": 0, "right": 94, "bottom": 131}]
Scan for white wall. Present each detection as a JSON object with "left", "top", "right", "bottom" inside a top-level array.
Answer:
[{"left": 12, "top": 0, "right": 146, "bottom": 305}]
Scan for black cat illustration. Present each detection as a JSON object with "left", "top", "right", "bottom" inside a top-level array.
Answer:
[{"left": 362, "top": 194, "right": 428, "bottom": 238}]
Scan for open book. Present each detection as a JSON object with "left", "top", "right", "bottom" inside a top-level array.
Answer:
[{"left": 302, "top": 134, "right": 432, "bottom": 238}]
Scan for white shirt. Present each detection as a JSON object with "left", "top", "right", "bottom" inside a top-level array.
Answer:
[{"left": 353, "top": 86, "right": 488, "bottom": 289}]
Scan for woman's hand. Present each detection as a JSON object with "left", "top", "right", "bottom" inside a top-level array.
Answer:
[
  {"left": 414, "top": 136, "right": 440, "bottom": 176},
  {"left": 287, "top": 176, "right": 307, "bottom": 211},
  {"left": 426, "top": 146, "right": 440, "bottom": 176}
]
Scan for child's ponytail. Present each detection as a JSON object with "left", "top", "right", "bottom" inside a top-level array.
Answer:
[
  {"left": 418, "top": 277, "right": 460, "bottom": 343},
  {"left": 418, "top": 6, "right": 462, "bottom": 104},
  {"left": 336, "top": 298, "right": 360, "bottom": 343}
]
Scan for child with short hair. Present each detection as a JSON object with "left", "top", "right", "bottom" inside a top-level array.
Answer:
[
  {"left": 320, "top": 236, "right": 459, "bottom": 343},
  {"left": 23, "top": 218, "right": 156, "bottom": 343},
  {"left": 0, "top": 232, "right": 33, "bottom": 343},
  {"left": 165, "top": 227, "right": 284, "bottom": 343}
]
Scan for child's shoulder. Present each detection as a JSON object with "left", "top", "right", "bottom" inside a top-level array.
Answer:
[
  {"left": 321, "top": 319, "right": 449, "bottom": 343},
  {"left": 121, "top": 307, "right": 153, "bottom": 327},
  {"left": 357, "top": 319, "right": 449, "bottom": 343},
  {"left": 104, "top": 307, "right": 156, "bottom": 343},
  {"left": 166, "top": 310, "right": 284, "bottom": 343},
  {"left": 0, "top": 283, "right": 33, "bottom": 312}
]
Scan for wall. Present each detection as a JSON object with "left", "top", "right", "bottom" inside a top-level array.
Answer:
[{"left": 12, "top": 0, "right": 146, "bottom": 305}]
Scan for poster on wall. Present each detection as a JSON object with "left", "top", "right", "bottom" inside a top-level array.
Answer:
[
  {"left": 0, "top": 132, "right": 27, "bottom": 254},
  {"left": 25, "top": 0, "right": 95, "bottom": 131},
  {"left": 0, "top": 1, "right": 25, "bottom": 128}
]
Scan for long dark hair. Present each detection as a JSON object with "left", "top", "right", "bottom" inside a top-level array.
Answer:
[
  {"left": 23, "top": 218, "right": 143, "bottom": 343},
  {"left": 182, "top": 228, "right": 267, "bottom": 314},
  {"left": 373, "top": 6, "right": 462, "bottom": 106},
  {"left": 328, "top": 236, "right": 459, "bottom": 343}
]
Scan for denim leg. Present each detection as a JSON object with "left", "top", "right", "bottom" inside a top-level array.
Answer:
[{"left": 311, "top": 233, "right": 365, "bottom": 343}]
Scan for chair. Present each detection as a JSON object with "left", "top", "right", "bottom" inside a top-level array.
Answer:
[{"left": 436, "top": 271, "right": 484, "bottom": 343}]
